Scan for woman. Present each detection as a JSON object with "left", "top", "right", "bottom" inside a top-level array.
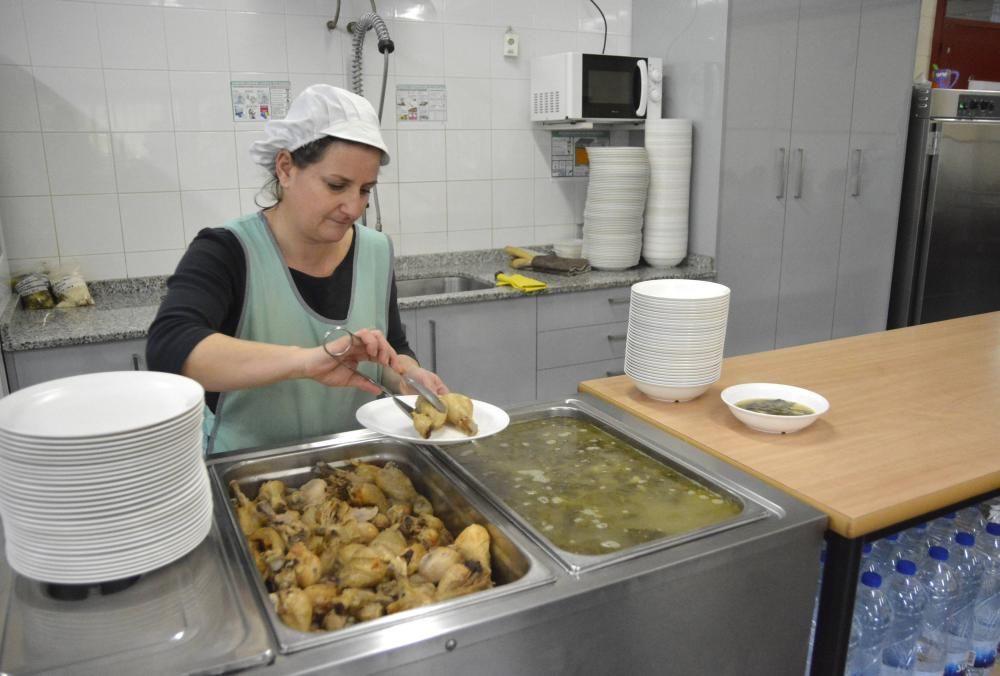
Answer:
[{"left": 147, "top": 84, "right": 446, "bottom": 454}]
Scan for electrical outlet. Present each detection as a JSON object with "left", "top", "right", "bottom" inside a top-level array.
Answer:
[{"left": 503, "top": 30, "right": 519, "bottom": 57}]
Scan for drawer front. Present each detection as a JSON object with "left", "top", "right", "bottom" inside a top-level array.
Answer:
[
  {"left": 537, "top": 287, "right": 630, "bottom": 332},
  {"left": 536, "top": 358, "right": 626, "bottom": 401},
  {"left": 537, "top": 321, "right": 627, "bottom": 370}
]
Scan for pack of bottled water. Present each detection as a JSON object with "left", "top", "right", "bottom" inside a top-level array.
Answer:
[{"left": 839, "top": 500, "right": 999, "bottom": 676}]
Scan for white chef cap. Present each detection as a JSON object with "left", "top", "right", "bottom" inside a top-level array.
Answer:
[{"left": 248, "top": 84, "right": 390, "bottom": 169}]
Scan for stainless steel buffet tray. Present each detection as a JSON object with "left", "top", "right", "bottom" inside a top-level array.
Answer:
[
  {"left": 0, "top": 519, "right": 273, "bottom": 676},
  {"left": 207, "top": 432, "right": 555, "bottom": 656},
  {"left": 427, "top": 399, "right": 776, "bottom": 574}
]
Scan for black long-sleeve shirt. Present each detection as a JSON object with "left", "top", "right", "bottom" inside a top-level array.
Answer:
[{"left": 146, "top": 225, "right": 414, "bottom": 412}]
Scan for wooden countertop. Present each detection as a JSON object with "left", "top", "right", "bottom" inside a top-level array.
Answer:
[{"left": 579, "top": 312, "right": 1000, "bottom": 539}]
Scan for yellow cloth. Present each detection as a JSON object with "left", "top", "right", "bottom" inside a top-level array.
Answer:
[{"left": 495, "top": 272, "right": 548, "bottom": 292}]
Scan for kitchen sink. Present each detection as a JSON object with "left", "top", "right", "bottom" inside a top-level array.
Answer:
[{"left": 395, "top": 274, "right": 494, "bottom": 297}]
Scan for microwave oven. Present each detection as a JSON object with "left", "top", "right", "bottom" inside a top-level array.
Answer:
[{"left": 531, "top": 52, "right": 663, "bottom": 123}]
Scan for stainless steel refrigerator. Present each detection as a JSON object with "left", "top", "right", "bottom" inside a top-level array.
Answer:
[{"left": 888, "top": 85, "right": 1000, "bottom": 328}]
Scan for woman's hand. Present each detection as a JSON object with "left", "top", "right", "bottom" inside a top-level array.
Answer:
[
  {"left": 304, "top": 328, "right": 400, "bottom": 395},
  {"left": 398, "top": 365, "right": 449, "bottom": 397}
]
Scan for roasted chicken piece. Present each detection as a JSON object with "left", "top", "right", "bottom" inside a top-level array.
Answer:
[
  {"left": 411, "top": 395, "right": 448, "bottom": 438},
  {"left": 411, "top": 392, "right": 478, "bottom": 438},
  {"left": 454, "top": 524, "right": 491, "bottom": 576},
  {"left": 417, "top": 546, "right": 462, "bottom": 583},
  {"left": 375, "top": 463, "right": 418, "bottom": 502},
  {"left": 440, "top": 393, "right": 478, "bottom": 436},
  {"left": 230, "top": 481, "right": 264, "bottom": 536},
  {"left": 276, "top": 588, "right": 312, "bottom": 632}
]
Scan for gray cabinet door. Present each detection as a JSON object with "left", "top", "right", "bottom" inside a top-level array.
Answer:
[
  {"left": 832, "top": 0, "right": 921, "bottom": 338},
  {"left": 6, "top": 338, "right": 148, "bottom": 390},
  {"left": 414, "top": 298, "right": 536, "bottom": 408},
  {"left": 716, "top": 0, "right": 800, "bottom": 356},
  {"left": 775, "top": 0, "right": 862, "bottom": 348}
]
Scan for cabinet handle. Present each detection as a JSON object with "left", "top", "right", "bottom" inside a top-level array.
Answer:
[
  {"left": 607, "top": 297, "right": 629, "bottom": 305},
  {"left": 776, "top": 147, "right": 787, "bottom": 199},
  {"left": 131, "top": 353, "right": 144, "bottom": 370},
  {"left": 793, "top": 148, "right": 804, "bottom": 199},
  {"left": 851, "top": 148, "right": 863, "bottom": 197},
  {"left": 607, "top": 333, "right": 627, "bottom": 341},
  {"left": 606, "top": 370, "right": 625, "bottom": 377},
  {"left": 428, "top": 319, "right": 438, "bottom": 373}
]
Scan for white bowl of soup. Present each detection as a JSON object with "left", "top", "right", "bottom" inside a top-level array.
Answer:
[{"left": 720, "top": 383, "right": 829, "bottom": 434}]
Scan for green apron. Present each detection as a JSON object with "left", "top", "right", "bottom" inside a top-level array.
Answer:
[{"left": 204, "top": 212, "right": 392, "bottom": 454}]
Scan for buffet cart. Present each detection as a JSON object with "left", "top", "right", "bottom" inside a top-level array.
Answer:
[{"left": 0, "top": 397, "right": 826, "bottom": 675}]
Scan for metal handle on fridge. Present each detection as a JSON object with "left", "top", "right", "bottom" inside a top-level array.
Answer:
[
  {"left": 851, "top": 148, "right": 863, "bottom": 197},
  {"left": 793, "top": 148, "right": 804, "bottom": 198},
  {"left": 776, "top": 147, "right": 787, "bottom": 199},
  {"left": 427, "top": 319, "right": 438, "bottom": 373}
]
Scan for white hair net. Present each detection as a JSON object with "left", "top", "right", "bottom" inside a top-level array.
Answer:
[{"left": 248, "top": 84, "right": 390, "bottom": 169}]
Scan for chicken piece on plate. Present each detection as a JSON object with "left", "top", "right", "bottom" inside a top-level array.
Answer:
[
  {"left": 411, "top": 396, "right": 447, "bottom": 438},
  {"left": 441, "top": 393, "right": 478, "bottom": 436}
]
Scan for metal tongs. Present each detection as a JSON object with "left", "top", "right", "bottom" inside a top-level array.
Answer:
[{"left": 322, "top": 326, "right": 446, "bottom": 417}]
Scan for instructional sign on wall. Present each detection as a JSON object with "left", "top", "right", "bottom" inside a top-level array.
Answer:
[
  {"left": 550, "top": 130, "right": 610, "bottom": 177},
  {"left": 231, "top": 81, "right": 290, "bottom": 122},
  {"left": 396, "top": 84, "right": 447, "bottom": 122}
]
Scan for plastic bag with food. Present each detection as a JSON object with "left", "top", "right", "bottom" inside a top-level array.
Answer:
[
  {"left": 51, "top": 268, "right": 95, "bottom": 308},
  {"left": 13, "top": 272, "right": 56, "bottom": 310}
]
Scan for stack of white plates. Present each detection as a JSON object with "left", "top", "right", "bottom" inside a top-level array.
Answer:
[
  {"left": 0, "top": 371, "right": 210, "bottom": 584},
  {"left": 624, "top": 279, "right": 731, "bottom": 402},
  {"left": 582, "top": 146, "right": 650, "bottom": 270},
  {"left": 642, "top": 119, "right": 692, "bottom": 267}
]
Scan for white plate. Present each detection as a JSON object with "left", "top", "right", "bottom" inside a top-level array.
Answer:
[
  {"left": 0, "top": 371, "right": 204, "bottom": 439},
  {"left": 355, "top": 395, "right": 509, "bottom": 445}
]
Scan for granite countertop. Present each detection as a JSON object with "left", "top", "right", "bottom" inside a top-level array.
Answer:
[{"left": 1, "top": 248, "right": 715, "bottom": 352}]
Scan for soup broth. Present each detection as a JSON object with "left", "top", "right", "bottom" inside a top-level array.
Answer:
[
  {"left": 735, "top": 398, "right": 814, "bottom": 416},
  {"left": 447, "top": 418, "right": 743, "bottom": 555}
]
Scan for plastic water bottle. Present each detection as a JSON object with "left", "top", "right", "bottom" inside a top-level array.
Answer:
[
  {"left": 914, "top": 546, "right": 960, "bottom": 676},
  {"left": 956, "top": 506, "right": 986, "bottom": 537},
  {"left": 900, "top": 524, "right": 932, "bottom": 564},
  {"left": 970, "top": 523, "right": 1000, "bottom": 675},
  {"left": 846, "top": 571, "right": 894, "bottom": 676},
  {"left": 882, "top": 559, "right": 929, "bottom": 675},
  {"left": 870, "top": 534, "right": 905, "bottom": 580},
  {"left": 847, "top": 615, "right": 870, "bottom": 676},
  {"left": 928, "top": 513, "right": 959, "bottom": 549},
  {"left": 944, "top": 532, "right": 985, "bottom": 673},
  {"left": 861, "top": 542, "right": 883, "bottom": 577}
]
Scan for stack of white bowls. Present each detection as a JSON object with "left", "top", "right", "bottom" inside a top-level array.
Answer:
[
  {"left": 642, "top": 119, "right": 692, "bottom": 267},
  {"left": 624, "top": 279, "right": 731, "bottom": 402},
  {"left": 582, "top": 146, "right": 650, "bottom": 270},
  {"left": 0, "top": 371, "right": 211, "bottom": 584}
]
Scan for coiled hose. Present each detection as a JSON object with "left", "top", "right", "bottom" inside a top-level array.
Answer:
[{"left": 349, "top": 13, "right": 393, "bottom": 230}]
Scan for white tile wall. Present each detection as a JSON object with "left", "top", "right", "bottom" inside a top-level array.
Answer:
[{"left": 0, "top": 0, "right": 632, "bottom": 278}]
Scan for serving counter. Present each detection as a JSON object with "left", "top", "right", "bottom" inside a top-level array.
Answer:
[
  {"left": 579, "top": 311, "right": 1000, "bottom": 674},
  {"left": 0, "top": 398, "right": 826, "bottom": 675}
]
